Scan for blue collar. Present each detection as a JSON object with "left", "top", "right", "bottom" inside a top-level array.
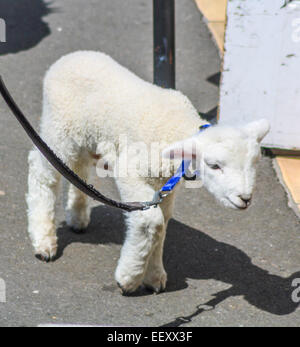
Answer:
[{"left": 160, "top": 124, "right": 211, "bottom": 194}]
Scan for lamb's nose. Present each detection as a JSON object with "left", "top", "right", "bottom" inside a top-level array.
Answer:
[{"left": 239, "top": 194, "right": 252, "bottom": 206}]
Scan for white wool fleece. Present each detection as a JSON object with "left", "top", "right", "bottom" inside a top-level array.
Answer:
[{"left": 26, "top": 51, "right": 270, "bottom": 294}]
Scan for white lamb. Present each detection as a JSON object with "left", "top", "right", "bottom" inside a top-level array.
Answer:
[{"left": 26, "top": 51, "right": 270, "bottom": 294}]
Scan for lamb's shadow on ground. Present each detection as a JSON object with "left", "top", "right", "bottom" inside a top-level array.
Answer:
[
  {"left": 0, "top": 0, "right": 54, "bottom": 55},
  {"left": 57, "top": 205, "right": 300, "bottom": 323}
]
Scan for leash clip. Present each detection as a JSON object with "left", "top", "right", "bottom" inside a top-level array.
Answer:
[{"left": 141, "top": 190, "right": 172, "bottom": 210}]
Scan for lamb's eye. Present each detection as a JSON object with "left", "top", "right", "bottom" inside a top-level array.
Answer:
[{"left": 210, "top": 164, "right": 221, "bottom": 170}]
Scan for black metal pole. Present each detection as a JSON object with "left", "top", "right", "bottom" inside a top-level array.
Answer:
[{"left": 153, "top": 0, "right": 175, "bottom": 89}]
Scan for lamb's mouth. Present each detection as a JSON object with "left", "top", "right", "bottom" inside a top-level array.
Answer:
[{"left": 226, "top": 198, "right": 248, "bottom": 210}]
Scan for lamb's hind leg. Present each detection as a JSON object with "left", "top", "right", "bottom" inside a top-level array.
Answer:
[
  {"left": 115, "top": 178, "right": 166, "bottom": 294},
  {"left": 65, "top": 150, "right": 93, "bottom": 232},
  {"left": 26, "top": 149, "right": 61, "bottom": 262}
]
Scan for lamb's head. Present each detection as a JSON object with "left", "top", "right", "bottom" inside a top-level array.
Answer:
[{"left": 163, "top": 119, "right": 270, "bottom": 210}]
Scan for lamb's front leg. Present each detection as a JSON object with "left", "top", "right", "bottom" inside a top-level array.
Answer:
[
  {"left": 115, "top": 178, "right": 165, "bottom": 294},
  {"left": 143, "top": 230, "right": 167, "bottom": 293},
  {"left": 115, "top": 208, "right": 165, "bottom": 294},
  {"left": 143, "top": 195, "right": 175, "bottom": 293}
]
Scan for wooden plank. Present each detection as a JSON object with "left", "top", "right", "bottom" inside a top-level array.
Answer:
[
  {"left": 194, "top": 0, "right": 300, "bottom": 216},
  {"left": 219, "top": 0, "right": 300, "bottom": 150}
]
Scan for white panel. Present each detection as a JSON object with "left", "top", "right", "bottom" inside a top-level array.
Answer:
[{"left": 220, "top": 0, "right": 300, "bottom": 150}]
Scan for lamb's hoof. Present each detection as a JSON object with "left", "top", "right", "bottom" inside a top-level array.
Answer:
[
  {"left": 144, "top": 283, "right": 166, "bottom": 294},
  {"left": 116, "top": 281, "right": 142, "bottom": 296},
  {"left": 35, "top": 253, "right": 52, "bottom": 263},
  {"left": 34, "top": 241, "right": 57, "bottom": 262},
  {"left": 115, "top": 269, "right": 144, "bottom": 295},
  {"left": 143, "top": 270, "right": 167, "bottom": 294},
  {"left": 116, "top": 282, "right": 140, "bottom": 296},
  {"left": 66, "top": 211, "right": 90, "bottom": 232},
  {"left": 117, "top": 282, "right": 128, "bottom": 296}
]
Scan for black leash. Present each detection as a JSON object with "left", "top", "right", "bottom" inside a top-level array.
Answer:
[{"left": 0, "top": 76, "right": 156, "bottom": 212}]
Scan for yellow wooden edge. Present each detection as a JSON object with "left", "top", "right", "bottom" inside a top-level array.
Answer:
[
  {"left": 195, "top": 0, "right": 227, "bottom": 22},
  {"left": 207, "top": 22, "right": 226, "bottom": 53},
  {"left": 195, "top": 0, "right": 228, "bottom": 54},
  {"left": 276, "top": 157, "right": 300, "bottom": 213}
]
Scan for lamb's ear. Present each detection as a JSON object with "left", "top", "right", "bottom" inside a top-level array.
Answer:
[
  {"left": 162, "top": 138, "right": 199, "bottom": 160},
  {"left": 244, "top": 119, "right": 270, "bottom": 143}
]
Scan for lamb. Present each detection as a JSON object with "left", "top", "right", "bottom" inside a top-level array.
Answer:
[{"left": 26, "top": 51, "right": 270, "bottom": 294}]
